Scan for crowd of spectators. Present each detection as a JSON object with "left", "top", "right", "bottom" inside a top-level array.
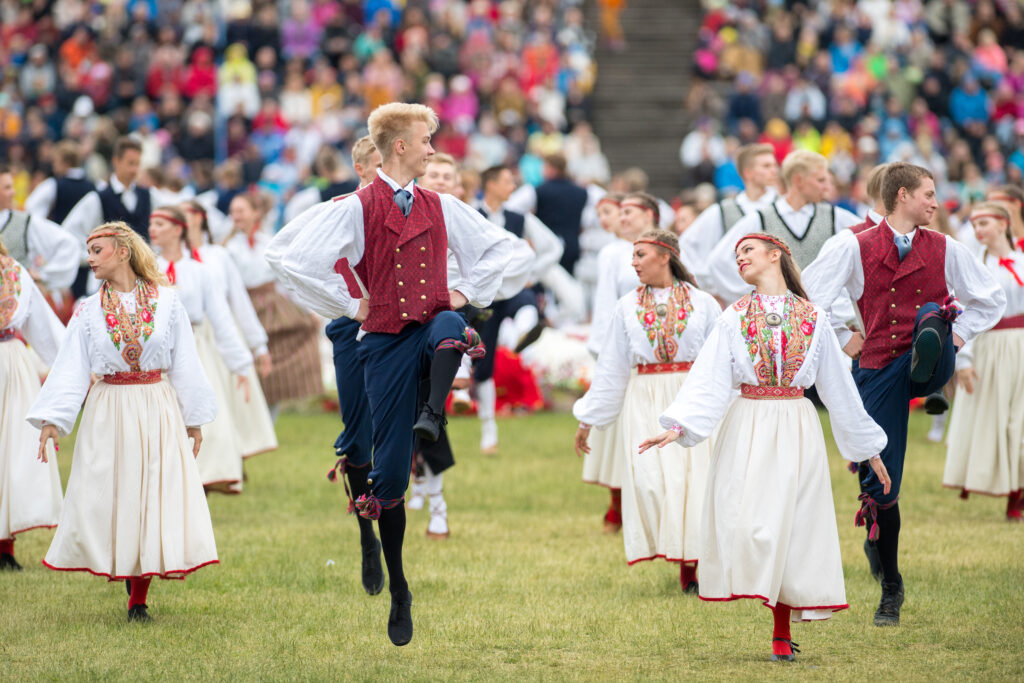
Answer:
[
  {"left": 685, "top": 0, "right": 1024, "bottom": 216},
  {"left": 0, "top": 0, "right": 607, "bottom": 226}
]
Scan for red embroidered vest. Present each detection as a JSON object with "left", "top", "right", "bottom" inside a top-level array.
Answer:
[
  {"left": 354, "top": 177, "right": 450, "bottom": 333},
  {"left": 856, "top": 221, "right": 949, "bottom": 369}
]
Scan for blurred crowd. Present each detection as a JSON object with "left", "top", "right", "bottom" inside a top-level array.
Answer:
[
  {"left": 0, "top": 0, "right": 606, "bottom": 228},
  {"left": 683, "top": 0, "right": 1024, "bottom": 224}
]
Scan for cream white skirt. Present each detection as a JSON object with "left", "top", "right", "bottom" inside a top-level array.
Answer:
[
  {"left": 944, "top": 329, "right": 1024, "bottom": 497},
  {"left": 194, "top": 322, "right": 244, "bottom": 492},
  {"left": 219, "top": 323, "right": 277, "bottom": 459},
  {"left": 582, "top": 413, "right": 624, "bottom": 489},
  {"left": 620, "top": 369, "right": 708, "bottom": 565},
  {"left": 0, "top": 339, "right": 61, "bottom": 539},
  {"left": 44, "top": 378, "right": 218, "bottom": 580},
  {"left": 699, "top": 395, "right": 847, "bottom": 620}
]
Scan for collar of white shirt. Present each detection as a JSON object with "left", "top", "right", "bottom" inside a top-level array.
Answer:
[
  {"left": 376, "top": 169, "right": 416, "bottom": 199},
  {"left": 867, "top": 209, "right": 884, "bottom": 225},
  {"left": 108, "top": 175, "right": 136, "bottom": 195},
  {"left": 775, "top": 197, "right": 814, "bottom": 218},
  {"left": 66, "top": 168, "right": 86, "bottom": 179},
  {"left": 884, "top": 219, "right": 917, "bottom": 243}
]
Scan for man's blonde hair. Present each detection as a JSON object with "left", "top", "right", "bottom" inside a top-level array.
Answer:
[
  {"left": 865, "top": 163, "right": 890, "bottom": 204},
  {"left": 781, "top": 149, "right": 827, "bottom": 187},
  {"left": 350, "top": 136, "right": 378, "bottom": 169},
  {"left": 367, "top": 103, "right": 439, "bottom": 162},
  {"left": 736, "top": 143, "right": 775, "bottom": 175},
  {"left": 426, "top": 152, "right": 458, "bottom": 170}
]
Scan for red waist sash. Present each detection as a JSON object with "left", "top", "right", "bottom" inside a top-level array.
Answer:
[
  {"left": 740, "top": 384, "right": 804, "bottom": 400},
  {"left": 992, "top": 314, "right": 1024, "bottom": 331},
  {"left": 0, "top": 328, "right": 16, "bottom": 342},
  {"left": 103, "top": 371, "right": 162, "bottom": 385},
  {"left": 637, "top": 361, "right": 693, "bottom": 375}
]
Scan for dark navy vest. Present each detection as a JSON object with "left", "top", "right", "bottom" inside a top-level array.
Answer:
[
  {"left": 320, "top": 179, "right": 359, "bottom": 202},
  {"left": 478, "top": 207, "right": 525, "bottom": 238},
  {"left": 98, "top": 184, "right": 151, "bottom": 241},
  {"left": 51, "top": 176, "right": 95, "bottom": 224}
]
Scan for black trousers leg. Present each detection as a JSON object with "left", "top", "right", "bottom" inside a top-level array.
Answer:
[{"left": 377, "top": 505, "right": 408, "bottom": 596}]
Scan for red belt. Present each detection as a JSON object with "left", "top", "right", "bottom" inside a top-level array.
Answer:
[
  {"left": 637, "top": 361, "right": 693, "bottom": 375},
  {"left": 103, "top": 371, "right": 162, "bottom": 385},
  {"left": 992, "top": 314, "right": 1024, "bottom": 331},
  {"left": 740, "top": 384, "right": 804, "bottom": 400},
  {"left": 0, "top": 328, "right": 16, "bottom": 342}
]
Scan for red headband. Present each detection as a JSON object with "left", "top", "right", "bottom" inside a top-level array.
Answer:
[
  {"left": 635, "top": 238, "right": 679, "bottom": 257},
  {"left": 735, "top": 233, "right": 792, "bottom": 256},
  {"left": 86, "top": 230, "right": 120, "bottom": 243},
  {"left": 987, "top": 193, "right": 1022, "bottom": 205},
  {"left": 150, "top": 212, "right": 188, "bottom": 229},
  {"left": 597, "top": 196, "right": 620, "bottom": 207},
  {"left": 970, "top": 212, "right": 1009, "bottom": 222},
  {"left": 621, "top": 200, "right": 660, "bottom": 223}
]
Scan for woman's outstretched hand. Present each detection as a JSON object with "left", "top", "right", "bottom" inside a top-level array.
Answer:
[
  {"left": 38, "top": 424, "right": 59, "bottom": 463},
  {"left": 638, "top": 430, "right": 680, "bottom": 454},
  {"left": 869, "top": 455, "right": 892, "bottom": 495},
  {"left": 574, "top": 425, "right": 591, "bottom": 457}
]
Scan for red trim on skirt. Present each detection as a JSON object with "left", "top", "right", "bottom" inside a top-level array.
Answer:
[
  {"left": 41, "top": 558, "right": 219, "bottom": 581},
  {"left": 637, "top": 361, "right": 693, "bottom": 375},
  {"left": 103, "top": 371, "right": 162, "bottom": 385},
  {"left": 10, "top": 523, "right": 58, "bottom": 537},
  {"left": 700, "top": 592, "right": 849, "bottom": 613},
  {"left": 944, "top": 484, "right": 1022, "bottom": 498},
  {"left": 740, "top": 384, "right": 805, "bottom": 400},
  {"left": 627, "top": 554, "right": 698, "bottom": 567},
  {"left": 992, "top": 315, "right": 1024, "bottom": 331}
]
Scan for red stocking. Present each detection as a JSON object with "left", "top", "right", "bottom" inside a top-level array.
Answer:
[
  {"left": 604, "top": 489, "right": 622, "bottom": 525},
  {"left": 1008, "top": 491, "right": 1022, "bottom": 519},
  {"left": 0, "top": 538, "right": 13, "bottom": 555},
  {"left": 128, "top": 578, "right": 152, "bottom": 608},
  {"left": 772, "top": 604, "right": 793, "bottom": 656},
  {"left": 680, "top": 562, "right": 697, "bottom": 589}
]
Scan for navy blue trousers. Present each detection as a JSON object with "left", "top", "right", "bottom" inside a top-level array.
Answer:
[
  {"left": 852, "top": 303, "right": 956, "bottom": 505},
  {"left": 325, "top": 317, "right": 374, "bottom": 468},
  {"left": 473, "top": 289, "right": 536, "bottom": 382},
  {"left": 359, "top": 311, "right": 468, "bottom": 504}
]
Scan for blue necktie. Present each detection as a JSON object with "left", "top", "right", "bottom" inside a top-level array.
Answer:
[
  {"left": 394, "top": 188, "right": 412, "bottom": 217},
  {"left": 895, "top": 233, "right": 912, "bottom": 261}
]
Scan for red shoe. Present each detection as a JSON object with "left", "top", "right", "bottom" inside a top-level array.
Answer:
[
  {"left": 603, "top": 507, "right": 622, "bottom": 534},
  {"left": 1006, "top": 508, "right": 1023, "bottom": 522}
]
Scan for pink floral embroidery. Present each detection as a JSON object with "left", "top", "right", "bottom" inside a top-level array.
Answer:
[
  {"left": 105, "top": 313, "right": 118, "bottom": 329},
  {"left": 800, "top": 320, "right": 814, "bottom": 336},
  {"left": 634, "top": 281, "right": 695, "bottom": 363}
]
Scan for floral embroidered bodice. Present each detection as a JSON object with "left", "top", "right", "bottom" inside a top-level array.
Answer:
[
  {"left": 100, "top": 281, "right": 158, "bottom": 371},
  {"left": 0, "top": 255, "right": 23, "bottom": 330},
  {"left": 635, "top": 281, "right": 694, "bottom": 363},
  {"left": 736, "top": 291, "right": 817, "bottom": 386}
]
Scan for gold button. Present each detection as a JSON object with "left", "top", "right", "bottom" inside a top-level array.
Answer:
[
  {"left": 915, "top": 305, "right": 920, "bottom": 310},
  {"left": 397, "top": 264, "right": 402, "bottom": 269},
  {"left": 423, "top": 310, "right": 428, "bottom": 315},
  {"left": 420, "top": 263, "right": 426, "bottom": 268},
  {"left": 420, "top": 279, "right": 426, "bottom": 284},
  {"left": 916, "top": 289, "right": 921, "bottom": 294},
  {"left": 890, "top": 288, "right": 895, "bottom": 293},
  {"left": 420, "top": 295, "right": 427, "bottom": 300},
  {"left": 891, "top": 320, "right": 897, "bottom": 325},
  {"left": 402, "top": 312, "right": 408, "bottom": 318},
  {"left": 367, "top": 478, "right": 372, "bottom": 484},
  {"left": 892, "top": 350, "right": 897, "bottom": 355},
  {"left": 400, "top": 298, "right": 406, "bottom": 303},
  {"left": 891, "top": 334, "right": 896, "bottom": 339},
  {"left": 420, "top": 246, "right": 426, "bottom": 252},
  {"left": 398, "top": 281, "right": 403, "bottom": 286},
  {"left": 395, "top": 248, "right": 400, "bottom": 253},
  {"left": 891, "top": 303, "right": 896, "bottom": 308}
]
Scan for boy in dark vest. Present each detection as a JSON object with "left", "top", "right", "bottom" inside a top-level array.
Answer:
[
  {"left": 267, "top": 103, "right": 521, "bottom": 646},
  {"left": 803, "top": 162, "right": 1005, "bottom": 627}
]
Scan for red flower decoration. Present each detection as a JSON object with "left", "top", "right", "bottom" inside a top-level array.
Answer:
[
  {"left": 140, "top": 308, "right": 153, "bottom": 323},
  {"left": 10, "top": 270, "right": 18, "bottom": 281},
  {"left": 800, "top": 320, "right": 814, "bottom": 336},
  {"left": 644, "top": 311, "right": 656, "bottom": 325},
  {"left": 105, "top": 313, "right": 118, "bottom": 328},
  {"left": 677, "top": 309, "right": 686, "bottom": 320},
  {"left": 747, "top": 321, "right": 756, "bottom": 337}
]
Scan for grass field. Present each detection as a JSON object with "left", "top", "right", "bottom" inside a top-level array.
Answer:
[{"left": 2, "top": 408, "right": 1022, "bottom": 681}]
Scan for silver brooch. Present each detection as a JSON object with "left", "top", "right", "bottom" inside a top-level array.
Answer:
[
  {"left": 765, "top": 312, "right": 783, "bottom": 327},
  {"left": 655, "top": 304, "right": 668, "bottom": 318}
]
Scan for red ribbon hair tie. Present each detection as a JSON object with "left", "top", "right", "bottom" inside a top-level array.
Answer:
[
  {"left": 149, "top": 212, "right": 188, "bottom": 230},
  {"left": 634, "top": 238, "right": 679, "bottom": 256},
  {"left": 735, "top": 233, "right": 792, "bottom": 256}
]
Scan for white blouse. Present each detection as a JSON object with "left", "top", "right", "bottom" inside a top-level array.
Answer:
[
  {"left": 198, "top": 244, "right": 269, "bottom": 355},
  {"left": 224, "top": 231, "right": 278, "bottom": 289},
  {"left": 658, "top": 297, "right": 887, "bottom": 463},
  {"left": 574, "top": 283, "right": 721, "bottom": 428},
  {"left": 0, "top": 259, "right": 66, "bottom": 366},
  {"left": 957, "top": 251, "right": 1024, "bottom": 370},
  {"left": 587, "top": 238, "right": 641, "bottom": 356},
  {"left": 26, "top": 286, "right": 217, "bottom": 435},
  {"left": 158, "top": 255, "right": 253, "bottom": 374}
]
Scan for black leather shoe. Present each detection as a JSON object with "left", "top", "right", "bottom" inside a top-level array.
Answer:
[
  {"left": 683, "top": 581, "right": 699, "bottom": 595},
  {"left": 387, "top": 590, "right": 413, "bottom": 646},
  {"left": 863, "top": 539, "right": 883, "bottom": 583},
  {"left": 0, "top": 553, "right": 23, "bottom": 571},
  {"left": 126, "top": 579, "right": 132, "bottom": 595},
  {"left": 127, "top": 604, "right": 152, "bottom": 622},
  {"left": 514, "top": 321, "right": 548, "bottom": 354},
  {"left": 923, "top": 392, "right": 949, "bottom": 415},
  {"left": 911, "top": 318, "right": 945, "bottom": 383},
  {"left": 361, "top": 537, "right": 385, "bottom": 596},
  {"left": 874, "top": 576, "right": 905, "bottom": 626},
  {"left": 413, "top": 405, "right": 446, "bottom": 443},
  {"left": 770, "top": 638, "right": 799, "bottom": 662}
]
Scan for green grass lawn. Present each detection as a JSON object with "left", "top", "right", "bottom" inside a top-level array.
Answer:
[{"left": 2, "top": 408, "right": 1022, "bottom": 681}]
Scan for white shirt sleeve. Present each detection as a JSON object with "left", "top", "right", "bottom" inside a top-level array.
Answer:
[
  {"left": 802, "top": 229, "right": 862, "bottom": 346},
  {"left": 221, "top": 253, "right": 269, "bottom": 355},
  {"left": 24, "top": 178, "right": 56, "bottom": 218},
  {"left": 679, "top": 203, "right": 725, "bottom": 288},
  {"left": 810, "top": 318, "right": 888, "bottom": 462},
  {"left": 522, "top": 213, "right": 563, "bottom": 278},
  {"left": 705, "top": 212, "right": 762, "bottom": 303},
  {"left": 573, "top": 306, "right": 632, "bottom": 428},
  {"left": 264, "top": 196, "right": 365, "bottom": 320},
  {"left": 61, "top": 190, "right": 104, "bottom": 245},
  {"left": 834, "top": 206, "right": 863, "bottom": 232},
  {"left": 587, "top": 244, "right": 620, "bottom": 356},
  {"left": 493, "top": 237, "right": 536, "bottom": 301},
  {"left": 506, "top": 184, "right": 537, "bottom": 214},
  {"left": 440, "top": 194, "right": 514, "bottom": 308},
  {"left": 200, "top": 267, "right": 254, "bottom": 374},
  {"left": 166, "top": 296, "right": 219, "bottom": 428},
  {"left": 27, "top": 214, "right": 81, "bottom": 290},
  {"left": 944, "top": 236, "right": 1006, "bottom": 342},
  {"left": 658, "top": 315, "right": 739, "bottom": 447},
  {"left": 26, "top": 310, "right": 92, "bottom": 436}
]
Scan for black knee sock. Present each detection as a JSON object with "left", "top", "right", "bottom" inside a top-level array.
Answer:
[
  {"left": 377, "top": 505, "right": 408, "bottom": 596},
  {"left": 426, "top": 348, "right": 463, "bottom": 414},
  {"left": 345, "top": 464, "right": 377, "bottom": 546},
  {"left": 875, "top": 503, "right": 901, "bottom": 583}
]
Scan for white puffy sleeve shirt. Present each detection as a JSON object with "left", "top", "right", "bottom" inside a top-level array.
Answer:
[
  {"left": 657, "top": 302, "right": 887, "bottom": 463},
  {"left": 956, "top": 251, "right": 1024, "bottom": 370},
  {"left": 0, "top": 209, "right": 81, "bottom": 291},
  {"left": 265, "top": 171, "right": 515, "bottom": 320},
  {"left": 587, "top": 239, "right": 641, "bottom": 356},
  {"left": 198, "top": 244, "right": 269, "bottom": 355},
  {"left": 159, "top": 256, "right": 253, "bottom": 374},
  {"left": 2, "top": 259, "right": 66, "bottom": 366},
  {"left": 574, "top": 284, "right": 721, "bottom": 428},
  {"left": 26, "top": 286, "right": 217, "bottom": 435}
]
